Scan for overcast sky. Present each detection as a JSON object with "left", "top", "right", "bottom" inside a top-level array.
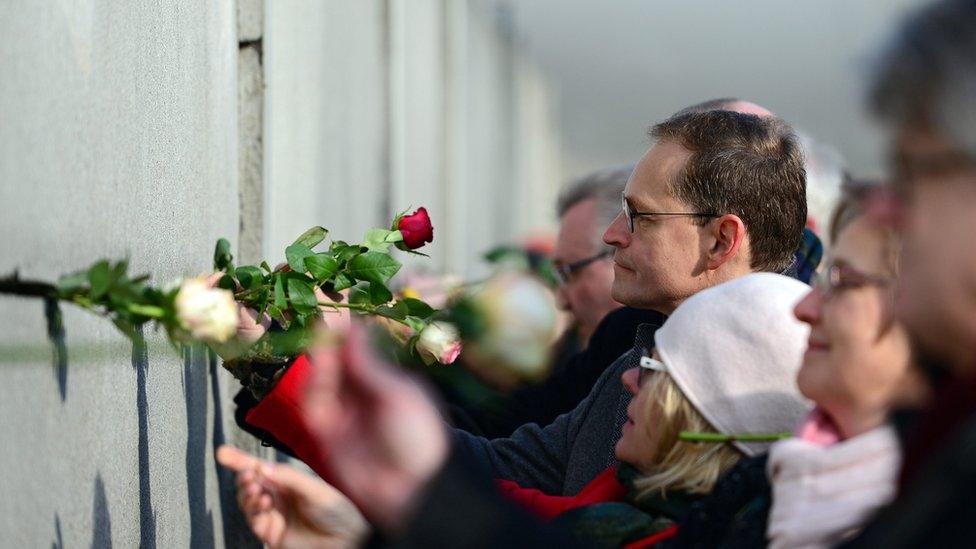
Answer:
[{"left": 507, "top": 0, "right": 924, "bottom": 180}]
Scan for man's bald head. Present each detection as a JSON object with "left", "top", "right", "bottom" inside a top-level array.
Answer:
[{"left": 674, "top": 97, "right": 775, "bottom": 118}]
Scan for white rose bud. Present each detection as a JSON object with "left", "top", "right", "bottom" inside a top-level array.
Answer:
[
  {"left": 174, "top": 276, "right": 239, "bottom": 344},
  {"left": 472, "top": 272, "right": 558, "bottom": 379},
  {"left": 416, "top": 321, "right": 463, "bottom": 365}
]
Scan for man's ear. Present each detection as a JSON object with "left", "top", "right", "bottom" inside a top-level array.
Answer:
[{"left": 705, "top": 214, "right": 746, "bottom": 270}]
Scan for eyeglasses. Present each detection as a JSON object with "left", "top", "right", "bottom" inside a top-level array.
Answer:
[
  {"left": 638, "top": 352, "right": 666, "bottom": 387},
  {"left": 814, "top": 263, "right": 892, "bottom": 298},
  {"left": 554, "top": 250, "right": 612, "bottom": 285},
  {"left": 622, "top": 194, "right": 720, "bottom": 233}
]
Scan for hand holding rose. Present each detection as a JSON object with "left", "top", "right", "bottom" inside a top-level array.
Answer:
[{"left": 303, "top": 321, "right": 450, "bottom": 534}]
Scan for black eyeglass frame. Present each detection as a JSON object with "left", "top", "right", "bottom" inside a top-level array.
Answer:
[
  {"left": 622, "top": 194, "right": 720, "bottom": 233},
  {"left": 554, "top": 250, "right": 613, "bottom": 285}
]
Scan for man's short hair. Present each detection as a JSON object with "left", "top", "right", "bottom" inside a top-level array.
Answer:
[
  {"left": 650, "top": 110, "right": 807, "bottom": 273},
  {"left": 871, "top": 0, "right": 976, "bottom": 160},
  {"left": 557, "top": 165, "right": 633, "bottom": 251}
]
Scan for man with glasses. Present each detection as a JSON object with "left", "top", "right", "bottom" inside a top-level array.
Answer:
[
  {"left": 447, "top": 167, "right": 667, "bottom": 439},
  {"left": 553, "top": 167, "right": 634, "bottom": 345},
  {"left": 452, "top": 107, "right": 808, "bottom": 497}
]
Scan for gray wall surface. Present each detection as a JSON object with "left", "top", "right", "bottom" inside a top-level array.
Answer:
[
  {"left": 0, "top": 2, "right": 254, "bottom": 547},
  {"left": 0, "top": 0, "right": 561, "bottom": 546},
  {"left": 265, "top": 0, "right": 562, "bottom": 279}
]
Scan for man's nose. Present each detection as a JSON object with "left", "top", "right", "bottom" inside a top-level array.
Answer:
[{"left": 603, "top": 213, "right": 629, "bottom": 248}]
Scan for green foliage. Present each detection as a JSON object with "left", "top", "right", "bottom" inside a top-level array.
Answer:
[
  {"left": 368, "top": 281, "right": 393, "bottom": 305},
  {"left": 401, "top": 297, "right": 435, "bottom": 319},
  {"left": 6, "top": 217, "right": 444, "bottom": 389},
  {"left": 286, "top": 276, "right": 319, "bottom": 315},
  {"left": 214, "top": 238, "right": 234, "bottom": 271},
  {"left": 235, "top": 266, "right": 265, "bottom": 290},
  {"left": 363, "top": 229, "right": 403, "bottom": 252},
  {"left": 346, "top": 252, "right": 401, "bottom": 285},
  {"left": 285, "top": 244, "right": 315, "bottom": 273},
  {"left": 291, "top": 226, "right": 329, "bottom": 249},
  {"left": 305, "top": 254, "right": 339, "bottom": 282}
]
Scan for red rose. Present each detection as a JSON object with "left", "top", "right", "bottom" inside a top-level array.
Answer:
[{"left": 396, "top": 207, "right": 434, "bottom": 250}]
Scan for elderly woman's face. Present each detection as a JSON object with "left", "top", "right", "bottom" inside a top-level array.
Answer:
[
  {"left": 793, "top": 217, "right": 915, "bottom": 438},
  {"left": 616, "top": 354, "right": 663, "bottom": 472}
]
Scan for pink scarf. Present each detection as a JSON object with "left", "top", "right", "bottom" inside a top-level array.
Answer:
[{"left": 766, "top": 409, "right": 900, "bottom": 549}]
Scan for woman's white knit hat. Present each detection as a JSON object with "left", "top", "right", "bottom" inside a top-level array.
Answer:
[{"left": 654, "top": 272, "right": 812, "bottom": 456}]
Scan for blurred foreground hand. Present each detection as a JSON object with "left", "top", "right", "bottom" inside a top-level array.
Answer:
[
  {"left": 216, "top": 445, "right": 368, "bottom": 548},
  {"left": 304, "top": 321, "right": 449, "bottom": 534}
]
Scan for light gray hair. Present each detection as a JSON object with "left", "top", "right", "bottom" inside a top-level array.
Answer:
[
  {"left": 871, "top": 0, "right": 976, "bottom": 159},
  {"left": 556, "top": 165, "right": 633, "bottom": 251}
]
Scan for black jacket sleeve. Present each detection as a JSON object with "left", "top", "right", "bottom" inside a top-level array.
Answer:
[{"left": 366, "top": 450, "right": 591, "bottom": 548}]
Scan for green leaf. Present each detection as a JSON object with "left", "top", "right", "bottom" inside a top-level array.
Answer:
[
  {"left": 266, "top": 304, "right": 290, "bottom": 330},
  {"left": 348, "top": 284, "right": 371, "bottom": 306},
  {"left": 261, "top": 261, "right": 273, "bottom": 274},
  {"left": 214, "top": 238, "right": 234, "bottom": 271},
  {"left": 332, "top": 272, "right": 355, "bottom": 291},
  {"left": 334, "top": 245, "right": 363, "bottom": 265},
  {"left": 218, "top": 274, "right": 236, "bottom": 290},
  {"left": 363, "top": 229, "right": 404, "bottom": 252},
  {"left": 273, "top": 275, "right": 287, "bottom": 309},
  {"left": 403, "top": 316, "right": 427, "bottom": 333},
  {"left": 292, "top": 226, "right": 329, "bottom": 249},
  {"left": 88, "top": 260, "right": 112, "bottom": 300},
  {"left": 374, "top": 303, "right": 408, "bottom": 321},
  {"left": 368, "top": 281, "right": 393, "bottom": 305},
  {"left": 287, "top": 277, "right": 319, "bottom": 314},
  {"left": 111, "top": 259, "right": 129, "bottom": 281},
  {"left": 285, "top": 244, "right": 315, "bottom": 273},
  {"left": 400, "top": 297, "right": 435, "bottom": 319},
  {"left": 346, "top": 252, "right": 402, "bottom": 285},
  {"left": 235, "top": 266, "right": 265, "bottom": 290},
  {"left": 57, "top": 271, "right": 88, "bottom": 294},
  {"left": 305, "top": 254, "right": 339, "bottom": 282}
]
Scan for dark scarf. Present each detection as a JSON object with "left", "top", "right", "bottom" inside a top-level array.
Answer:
[{"left": 550, "top": 463, "right": 698, "bottom": 547}]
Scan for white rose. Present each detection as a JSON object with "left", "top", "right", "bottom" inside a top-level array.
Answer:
[
  {"left": 471, "top": 272, "right": 558, "bottom": 379},
  {"left": 174, "top": 276, "right": 239, "bottom": 344},
  {"left": 416, "top": 321, "right": 462, "bottom": 365}
]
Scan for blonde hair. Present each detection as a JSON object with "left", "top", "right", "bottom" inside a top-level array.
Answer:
[{"left": 632, "top": 373, "right": 743, "bottom": 500}]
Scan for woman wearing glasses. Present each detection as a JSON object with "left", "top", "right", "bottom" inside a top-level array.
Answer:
[{"left": 668, "top": 185, "right": 930, "bottom": 548}]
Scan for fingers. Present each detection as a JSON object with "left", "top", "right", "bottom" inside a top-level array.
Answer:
[
  {"left": 204, "top": 272, "right": 224, "bottom": 287},
  {"left": 262, "top": 460, "right": 337, "bottom": 500},
  {"left": 217, "top": 445, "right": 260, "bottom": 473}
]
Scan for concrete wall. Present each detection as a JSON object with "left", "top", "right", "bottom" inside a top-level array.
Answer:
[
  {"left": 266, "top": 0, "right": 562, "bottom": 279},
  {"left": 0, "top": 0, "right": 559, "bottom": 546},
  {"left": 0, "top": 2, "right": 257, "bottom": 547}
]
